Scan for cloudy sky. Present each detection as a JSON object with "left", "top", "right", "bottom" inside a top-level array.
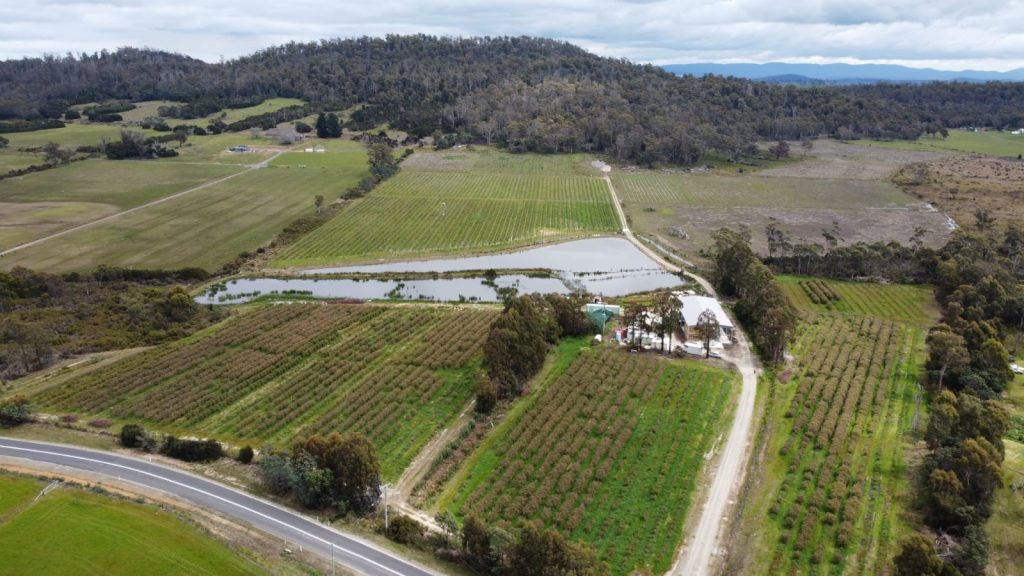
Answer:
[{"left": 2, "top": 0, "right": 1023, "bottom": 70}]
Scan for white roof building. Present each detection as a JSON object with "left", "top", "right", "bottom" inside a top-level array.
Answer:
[{"left": 676, "top": 295, "right": 735, "bottom": 330}]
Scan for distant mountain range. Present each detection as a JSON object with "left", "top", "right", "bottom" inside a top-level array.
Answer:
[{"left": 663, "top": 63, "right": 1024, "bottom": 84}]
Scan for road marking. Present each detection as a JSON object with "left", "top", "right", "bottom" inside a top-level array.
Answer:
[{"left": 0, "top": 443, "right": 428, "bottom": 576}]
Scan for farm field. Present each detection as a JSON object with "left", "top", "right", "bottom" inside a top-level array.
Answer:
[
  {"left": 0, "top": 148, "right": 367, "bottom": 272},
  {"left": 437, "top": 349, "right": 736, "bottom": 575},
  {"left": 273, "top": 149, "right": 619, "bottom": 268},
  {"left": 0, "top": 153, "right": 41, "bottom": 172},
  {"left": 777, "top": 275, "right": 938, "bottom": 327},
  {"left": 117, "top": 100, "right": 186, "bottom": 122},
  {"left": 1, "top": 123, "right": 159, "bottom": 149},
  {"left": 729, "top": 278, "right": 935, "bottom": 575},
  {"left": 613, "top": 167, "right": 950, "bottom": 262},
  {"left": 0, "top": 476, "right": 265, "bottom": 575},
  {"left": 33, "top": 303, "right": 498, "bottom": 480},
  {"left": 862, "top": 130, "right": 1024, "bottom": 158},
  {"left": 0, "top": 160, "right": 243, "bottom": 250}
]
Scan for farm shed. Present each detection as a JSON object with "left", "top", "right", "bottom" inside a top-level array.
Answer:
[
  {"left": 586, "top": 303, "right": 622, "bottom": 330},
  {"left": 675, "top": 294, "right": 735, "bottom": 344}
]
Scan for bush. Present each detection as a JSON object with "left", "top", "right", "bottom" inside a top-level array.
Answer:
[
  {"left": 385, "top": 515, "right": 424, "bottom": 545},
  {"left": 475, "top": 379, "right": 497, "bottom": 414},
  {"left": 160, "top": 436, "right": 223, "bottom": 462},
  {"left": 59, "top": 414, "right": 78, "bottom": 424},
  {"left": 64, "top": 109, "right": 81, "bottom": 120},
  {"left": 237, "top": 445, "right": 254, "bottom": 464},
  {"left": 0, "top": 396, "right": 33, "bottom": 427},
  {"left": 120, "top": 423, "right": 146, "bottom": 448},
  {"left": 88, "top": 418, "right": 113, "bottom": 428},
  {"left": 257, "top": 449, "right": 296, "bottom": 495}
]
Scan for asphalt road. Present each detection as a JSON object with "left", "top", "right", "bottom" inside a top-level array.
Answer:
[{"left": 0, "top": 438, "right": 436, "bottom": 576}]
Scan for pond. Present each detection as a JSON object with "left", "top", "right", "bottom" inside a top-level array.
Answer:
[{"left": 198, "top": 238, "right": 685, "bottom": 304}]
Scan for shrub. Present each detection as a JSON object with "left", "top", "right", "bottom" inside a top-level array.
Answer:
[
  {"left": 160, "top": 436, "right": 223, "bottom": 462},
  {"left": 120, "top": 423, "right": 146, "bottom": 448},
  {"left": 0, "top": 396, "right": 33, "bottom": 427},
  {"left": 88, "top": 418, "right": 113, "bottom": 428},
  {"left": 385, "top": 515, "right": 424, "bottom": 545},
  {"left": 59, "top": 414, "right": 78, "bottom": 424},
  {"left": 237, "top": 445, "right": 254, "bottom": 464}
]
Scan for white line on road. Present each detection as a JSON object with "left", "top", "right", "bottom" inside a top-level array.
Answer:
[{"left": 0, "top": 443, "right": 429, "bottom": 576}]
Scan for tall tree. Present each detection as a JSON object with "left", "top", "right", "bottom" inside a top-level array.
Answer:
[{"left": 695, "top": 309, "right": 720, "bottom": 358}]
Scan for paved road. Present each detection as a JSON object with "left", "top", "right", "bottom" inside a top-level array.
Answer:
[{"left": 0, "top": 438, "right": 437, "bottom": 576}]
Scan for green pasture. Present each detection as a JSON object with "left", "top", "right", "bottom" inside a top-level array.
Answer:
[
  {"left": 777, "top": 275, "right": 940, "bottom": 327},
  {"left": 0, "top": 478, "right": 264, "bottom": 576},
  {"left": 862, "top": 130, "right": 1024, "bottom": 158}
]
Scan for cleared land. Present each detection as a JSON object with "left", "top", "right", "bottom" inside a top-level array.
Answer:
[
  {"left": 274, "top": 149, "right": 619, "bottom": 268},
  {"left": 438, "top": 348, "right": 736, "bottom": 575},
  {"left": 615, "top": 153, "right": 950, "bottom": 261},
  {"left": 203, "top": 98, "right": 306, "bottom": 124},
  {"left": 1, "top": 123, "right": 158, "bottom": 149},
  {"left": 0, "top": 145, "right": 367, "bottom": 272},
  {"left": 0, "top": 476, "right": 265, "bottom": 575},
  {"left": 895, "top": 155, "right": 1024, "bottom": 230},
  {"left": 778, "top": 275, "right": 938, "bottom": 327},
  {"left": 863, "top": 130, "right": 1024, "bottom": 158},
  {"left": 729, "top": 278, "right": 936, "bottom": 575},
  {"left": 34, "top": 303, "right": 497, "bottom": 480}
]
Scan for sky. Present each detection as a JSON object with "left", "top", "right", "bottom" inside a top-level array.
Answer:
[{"left": 2, "top": 0, "right": 1023, "bottom": 71}]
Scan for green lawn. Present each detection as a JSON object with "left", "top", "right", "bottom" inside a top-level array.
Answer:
[
  {"left": 118, "top": 100, "right": 185, "bottom": 122},
  {"left": 862, "top": 130, "right": 1024, "bottom": 158},
  {"left": 0, "top": 479, "right": 265, "bottom": 576},
  {"left": 273, "top": 149, "right": 617, "bottom": 268},
  {"left": 438, "top": 349, "right": 736, "bottom": 575},
  {"left": 0, "top": 153, "right": 42, "bottom": 172},
  {"left": 0, "top": 475, "right": 41, "bottom": 520}
]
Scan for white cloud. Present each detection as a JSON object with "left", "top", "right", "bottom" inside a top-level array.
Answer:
[{"left": 1, "top": 0, "right": 1022, "bottom": 70}]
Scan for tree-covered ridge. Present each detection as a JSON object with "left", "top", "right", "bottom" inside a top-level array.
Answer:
[{"left": 2, "top": 36, "right": 1019, "bottom": 165}]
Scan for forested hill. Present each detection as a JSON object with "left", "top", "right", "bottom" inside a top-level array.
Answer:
[{"left": 2, "top": 36, "right": 1022, "bottom": 165}]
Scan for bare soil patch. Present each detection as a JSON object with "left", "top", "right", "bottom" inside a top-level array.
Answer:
[{"left": 897, "top": 155, "right": 1024, "bottom": 229}]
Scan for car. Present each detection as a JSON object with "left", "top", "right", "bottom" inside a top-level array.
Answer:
[{"left": 1011, "top": 363, "right": 1024, "bottom": 375}]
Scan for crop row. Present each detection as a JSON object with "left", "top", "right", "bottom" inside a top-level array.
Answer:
[
  {"left": 800, "top": 279, "right": 840, "bottom": 304},
  {"left": 374, "top": 171, "right": 610, "bottom": 203},
  {"left": 450, "top": 350, "right": 732, "bottom": 574},
  {"left": 766, "top": 314, "right": 907, "bottom": 573}
]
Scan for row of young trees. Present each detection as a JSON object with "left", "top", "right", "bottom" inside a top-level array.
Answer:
[{"left": 711, "top": 228, "right": 798, "bottom": 362}]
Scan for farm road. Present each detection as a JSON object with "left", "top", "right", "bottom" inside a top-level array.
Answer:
[
  {"left": 603, "top": 171, "right": 760, "bottom": 576},
  {"left": 0, "top": 152, "right": 283, "bottom": 258}
]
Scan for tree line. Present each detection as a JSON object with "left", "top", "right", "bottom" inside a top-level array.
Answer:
[
  {"left": 711, "top": 228, "right": 799, "bottom": 362},
  {"left": 2, "top": 37, "right": 1020, "bottom": 166}
]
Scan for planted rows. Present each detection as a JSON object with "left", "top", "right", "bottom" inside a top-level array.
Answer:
[
  {"left": 763, "top": 313, "right": 916, "bottom": 574},
  {"left": 36, "top": 304, "right": 498, "bottom": 478},
  {"left": 274, "top": 171, "right": 618, "bottom": 266},
  {"left": 446, "top": 350, "right": 733, "bottom": 574},
  {"left": 800, "top": 279, "right": 840, "bottom": 305}
]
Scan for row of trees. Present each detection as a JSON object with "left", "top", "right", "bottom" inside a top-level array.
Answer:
[
  {"left": 711, "top": 228, "right": 798, "bottom": 362},
  {"left": 459, "top": 515, "right": 607, "bottom": 575}
]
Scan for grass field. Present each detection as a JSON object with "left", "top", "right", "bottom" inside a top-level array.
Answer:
[
  {"left": 0, "top": 475, "right": 40, "bottom": 519},
  {"left": 0, "top": 153, "right": 42, "bottom": 172},
  {"left": 731, "top": 278, "right": 934, "bottom": 575},
  {"left": 204, "top": 98, "right": 306, "bottom": 124},
  {"left": 863, "top": 130, "right": 1024, "bottom": 158},
  {"left": 437, "top": 348, "right": 735, "bottom": 575},
  {"left": 0, "top": 145, "right": 367, "bottom": 272},
  {"left": 777, "top": 275, "right": 938, "bottom": 327},
  {"left": 612, "top": 168, "right": 950, "bottom": 262},
  {"left": 0, "top": 476, "right": 265, "bottom": 575},
  {"left": 118, "top": 100, "right": 186, "bottom": 122},
  {"left": 986, "top": 375, "right": 1024, "bottom": 574},
  {"left": 34, "top": 303, "right": 497, "bottom": 480},
  {"left": 273, "top": 149, "right": 618, "bottom": 268},
  {"left": 1, "top": 123, "right": 159, "bottom": 149}
]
